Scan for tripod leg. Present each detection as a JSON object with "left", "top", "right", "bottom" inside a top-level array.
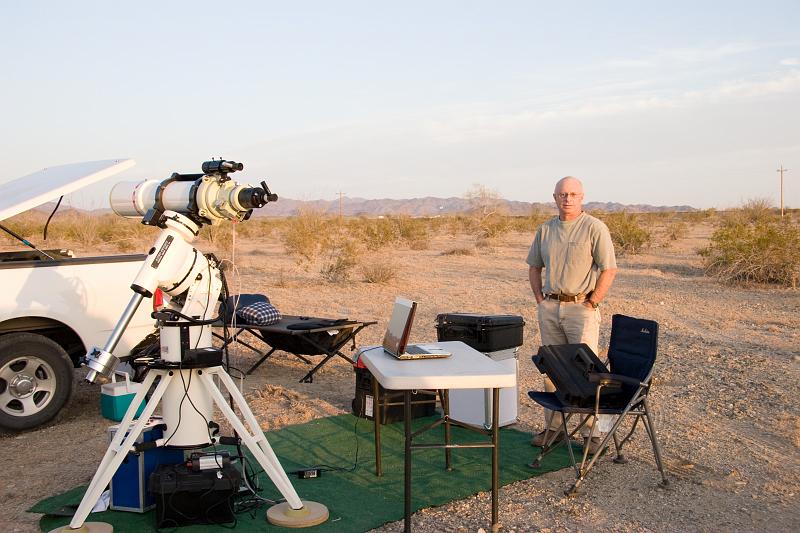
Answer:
[
  {"left": 199, "top": 368, "right": 304, "bottom": 509},
  {"left": 69, "top": 370, "right": 173, "bottom": 529}
]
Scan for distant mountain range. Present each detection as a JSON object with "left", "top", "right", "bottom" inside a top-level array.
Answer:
[
  {"left": 34, "top": 197, "right": 695, "bottom": 217},
  {"left": 250, "top": 197, "right": 696, "bottom": 217}
]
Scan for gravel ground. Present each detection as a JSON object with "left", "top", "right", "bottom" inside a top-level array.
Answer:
[{"left": 1, "top": 223, "right": 798, "bottom": 532}]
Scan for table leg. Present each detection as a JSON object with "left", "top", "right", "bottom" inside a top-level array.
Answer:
[
  {"left": 491, "top": 387, "right": 500, "bottom": 532},
  {"left": 404, "top": 389, "right": 412, "bottom": 533},
  {"left": 441, "top": 389, "right": 452, "bottom": 471},
  {"left": 373, "top": 373, "right": 382, "bottom": 477}
]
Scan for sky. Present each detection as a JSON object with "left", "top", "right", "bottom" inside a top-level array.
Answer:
[{"left": 1, "top": 1, "right": 799, "bottom": 210}]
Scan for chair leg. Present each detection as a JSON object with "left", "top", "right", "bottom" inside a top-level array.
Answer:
[
  {"left": 642, "top": 398, "right": 670, "bottom": 487},
  {"left": 612, "top": 420, "right": 628, "bottom": 464},
  {"left": 528, "top": 413, "right": 578, "bottom": 469}
]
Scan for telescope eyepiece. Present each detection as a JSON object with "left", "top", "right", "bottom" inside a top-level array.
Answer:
[
  {"left": 237, "top": 183, "right": 278, "bottom": 210},
  {"left": 202, "top": 160, "right": 243, "bottom": 175}
]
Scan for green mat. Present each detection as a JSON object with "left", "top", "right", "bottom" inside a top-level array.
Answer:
[{"left": 32, "top": 414, "right": 573, "bottom": 532}]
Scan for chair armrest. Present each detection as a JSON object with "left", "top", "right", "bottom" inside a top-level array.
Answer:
[{"left": 588, "top": 373, "right": 643, "bottom": 387}]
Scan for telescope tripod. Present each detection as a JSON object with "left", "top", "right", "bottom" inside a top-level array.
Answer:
[{"left": 54, "top": 363, "right": 327, "bottom": 533}]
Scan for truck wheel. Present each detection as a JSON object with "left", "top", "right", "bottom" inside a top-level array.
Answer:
[{"left": 0, "top": 333, "right": 74, "bottom": 431}]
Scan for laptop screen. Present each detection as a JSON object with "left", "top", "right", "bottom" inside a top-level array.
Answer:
[{"left": 382, "top": 297, "right": 417, "bottom": 356}]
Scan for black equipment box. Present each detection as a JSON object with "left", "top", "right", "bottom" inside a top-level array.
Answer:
[
  {"left": 435, "top": 313, "right": 524, "bottom": 352},
  {"left": 533, "top": 343, "right": 612, "bottom": 406},
  {"left": 149, "top": 462, "right": 240, "bottom": 528},
  {"left": 351, "top": 366, "right": 436, "bottom": 424}
]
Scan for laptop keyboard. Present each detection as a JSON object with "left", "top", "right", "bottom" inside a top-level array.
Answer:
[{"left": 404, "top": 345, "right": 427, "bottom": 355}]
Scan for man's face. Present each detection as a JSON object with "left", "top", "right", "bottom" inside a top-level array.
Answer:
[{"left": 553, "top": 179, "right": 584, "bottom": 220}]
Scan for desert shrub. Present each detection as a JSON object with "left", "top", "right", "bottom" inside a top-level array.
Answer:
[
  {"left": 319, "top": 239, "right": 359, "bottom": 282},
  {"left": 441, "top": 246, "right": 474, "bottom": 256},
  {"left": 394, "top": 216, "right": 430, "bottom": 250},
  {"left": 463, "top": 184, "right": 512, "bottom": 242},
  {"left": 665, "top": 221, "right": 688, "bottom": 241},
  {"left": 59, "top": 213, "right": 103, "bottom": 247},
  {"left": 351, "top": 216, "right": 400, "bottom": 251},
  {"left": 682, "top": 208, "right": 716, "bottom": 223},
  {"left": 510, "top": 208, "right": 551, "bottom": 234},
  {"left": 602, "top": 211, "right": 651, "bottom": 255},
  {"left": 699, "top": 204, "right": 800, "bottom": 287},
  {"left": 280, "top": 209, "right": 333, "bottom": 264},
  {"left": 0, "top": 212, "right": 46, "bottom": 244},
  {"left": 360, "top": 259, "right": 398, "bottom": 284},
  {"left": 723, "top": 198, "right": 775, "bottom": 225},
  {"left": 445, "top": 215, "right": 469, "bottom": 235},
  {"left": 199, "top": 222, "right": 234, "bottom": 251}
]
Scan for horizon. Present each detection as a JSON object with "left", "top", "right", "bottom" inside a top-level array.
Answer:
[{"left": 1, "top": 2, "right": 798, "bottom": 211}]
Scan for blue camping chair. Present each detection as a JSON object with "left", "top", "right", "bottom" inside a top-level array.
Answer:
[{"left": 528, "top": 314, "right": 669, "bottom": 495}]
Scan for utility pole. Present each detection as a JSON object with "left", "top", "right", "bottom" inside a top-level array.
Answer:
[
  {"left": 337, "top": 191, "right": 344, "bottom": 222},
  {"left": 777, "top": 165, "right": 789, "bottom": 217}
]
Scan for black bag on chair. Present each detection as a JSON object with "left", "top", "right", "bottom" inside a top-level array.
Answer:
[{"left": 533, "top": 343, "right": 609, "bottom": 407}]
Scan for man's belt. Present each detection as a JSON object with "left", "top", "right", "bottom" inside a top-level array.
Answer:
[{"left": 545, "top": 292, "right": 587, "bottom": 303}]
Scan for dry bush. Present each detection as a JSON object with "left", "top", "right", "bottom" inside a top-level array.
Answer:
[
  {"left": 394, "top": 216, "right": 430, "bottom": 250},
  {"left": 444, "top": 215, "right": 469, "bottom": 235},
  {"left": 350, "top": 216, "right": 400, "bottom": 250},
  {"left": 199, "top": 222, "right": 234, "bottom": 252},
  {"left": 682, "top": 208, "right": 716, "bottom": 223},
  {"left": 665, "top": 221, "right": 689, "bottom": 241},
  {"left": 463, "top": 184, "right": 513, "bottom": 242},
  {"left": 441, "top": 246, "right": 474, "bottom": 256},
  {"left": 0, "top": 212, "right": 46, "bottom": 245},
  {"left": 510, "top": 208, "right": 551, "bottom": 234},
  {"left": 280, "top": 209, "right": 333, "bottom": 264},
  {"left": 601, "top": 211, "right": 651, "bottom": 255},
  {"left": 320, "top": 239, "right": 360, "bottom": 282},
  {"left": 360, "top": 259, "right": 399, "bottom": 284},
  {"left": 699, "top": 200, "right": 800, "bottom": 287}
]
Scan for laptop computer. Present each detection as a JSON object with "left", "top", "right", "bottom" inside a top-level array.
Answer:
[{"left": 382, "top": 297, "right": 451, "bottom": 360}]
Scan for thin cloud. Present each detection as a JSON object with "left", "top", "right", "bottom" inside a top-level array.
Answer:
[
  {"left": 599, "top": 41, "right": 795, "bottom": 71},
  {"left": 424, "top": 71, "right": 800, "bottom": 143},
  {"left": 780, "top": 57, "right": 800, "bottom": 66}
]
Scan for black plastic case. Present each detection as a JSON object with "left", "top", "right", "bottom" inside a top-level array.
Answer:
[
  {"left": 435, "top": 313, "right": 525, "bottom": 352},
  {"left": 533, "top": 343, "right": 610, "bottom": 406},
  {"left": 149, "top": 463, "right": 240, "bottom": 527}
]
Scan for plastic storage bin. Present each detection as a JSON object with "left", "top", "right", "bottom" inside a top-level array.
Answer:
[{"left": 448, "top": 348, "right": 520, "bottom": 428}]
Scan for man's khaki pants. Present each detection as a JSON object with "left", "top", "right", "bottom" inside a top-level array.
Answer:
[{"left": 536, "top": 299, "right": 611, "bottom": 437}]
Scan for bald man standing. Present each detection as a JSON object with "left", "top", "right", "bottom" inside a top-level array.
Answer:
[{"left": 526, "top": 176, "right": 618, "bottom": 454}]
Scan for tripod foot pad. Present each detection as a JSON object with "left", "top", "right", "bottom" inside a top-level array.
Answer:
[
  {"left": 267, "top": 500, "right": 329, "bottom": 528},
  {"left": 48, "top": 523, "right": 113, "bottom": 533}
]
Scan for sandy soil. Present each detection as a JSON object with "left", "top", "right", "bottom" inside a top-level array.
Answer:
[{"left": 1, "top": 223, "right": 798, "bottom": 532}]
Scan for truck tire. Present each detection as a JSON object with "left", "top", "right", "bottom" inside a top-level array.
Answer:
[{"left": 0, "top": 332, "right": 74, "bottom": 431}]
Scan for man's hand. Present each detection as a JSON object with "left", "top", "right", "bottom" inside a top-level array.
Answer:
[{"left": 529, "top": 266, "right": 544, "bottom": 303}]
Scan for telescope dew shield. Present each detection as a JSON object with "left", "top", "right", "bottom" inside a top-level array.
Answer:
[
  {"left": 110, "top": 177, "right": 268, "bottom": 224},
  {"left": 110, "top": 179, "right": 195, "bottom": 218}
]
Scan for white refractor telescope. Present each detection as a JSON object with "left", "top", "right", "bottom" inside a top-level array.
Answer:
[{"left": 62, "top": 161, "right": 328, "bottom": 533}]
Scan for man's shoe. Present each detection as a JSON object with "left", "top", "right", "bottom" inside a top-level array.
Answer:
[
  {"left": 584, "top": 436, "right": 607, "bottom": 455},
  {"left": 531, "top": 429, "right": 564, "bottom": 447}
]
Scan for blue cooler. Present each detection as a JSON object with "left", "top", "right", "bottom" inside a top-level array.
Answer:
[{"left": 107, "top": 417, "right": 185, "bottom": 512}]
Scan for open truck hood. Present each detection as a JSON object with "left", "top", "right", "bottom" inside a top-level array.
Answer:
[{"left": 0, "top": 159, "right": 135, "bottom": 222}]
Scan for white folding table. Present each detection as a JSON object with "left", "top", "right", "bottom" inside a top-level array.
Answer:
[{"left": 359, "top": 340, "right": 517, "bottom": 533}]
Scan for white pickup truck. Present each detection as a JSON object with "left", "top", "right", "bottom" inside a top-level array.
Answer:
[{"left": 0, "top": 160, "right": 156, "bottom": 431}]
